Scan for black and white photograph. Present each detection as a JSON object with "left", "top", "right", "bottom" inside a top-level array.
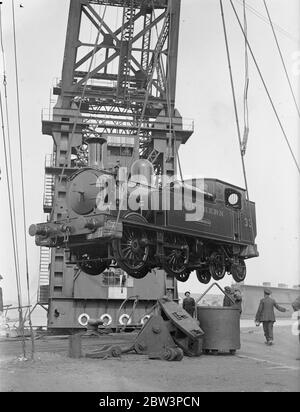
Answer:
[{"left": 0, "top": 0, "right": 299, "bottom": 395}]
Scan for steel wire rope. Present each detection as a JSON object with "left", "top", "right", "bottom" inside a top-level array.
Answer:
[
  {"left": 151, "top": 0, "right": 173, "bottom": 179},
  {"left": 107, "top": 2, "right": 136, "bottom": 231},
  {"left": 1, "top": 1, "right": 27, "bottom": 356},
  {"left": 133, "top": 2, "right": 170, "bottom": 157},
  {"left": 149, "top": 0, "right": 184, "bottom": 183},
  {"left": 220, "top": 0, "right": 255, "bottom": 244},
  {"left": 236, "top": 0, "right": 300, "bottom": 45},
  {"left": 112, "top": 3, "right": 171, "bottom": 233},
  {"left": 0, "top": 4, "right": 23, "bottom": 308},
  {"left": 11, "top": 0, "right": 35, "bottom": 357},
  {"left": 262, "top": 0, "right": 300, "bottom": 119},
  {"left": 0, "top": 2, "right": 23, "bottom": 319},
  {"left": 0, "top": 90, "right": 26, "bottom": 357},
  {"left": 242, "top": 0, "right": 250, "bottom": 156},
  {"left": 164, "top": 2, "right": 184, "bottom": 184},
  {"left": 230, "top": 0, "right": 300, "bottom": 175},
  {"left": 58, "top": 4, "right": 108, "bottom": 186}
]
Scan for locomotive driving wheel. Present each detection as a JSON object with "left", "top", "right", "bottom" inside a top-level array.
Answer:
[
  {"left": 76, "top": 253, "right": 111, "bottom": 276},
  {"left": 175, "top": 269, "right": 191, "bottom": 282},
  {"left": 112, "top": 225, "right": 150, "bottom": 276},
  {"left": 209, "top": 251, "right": 226, "bottom": 280},
  {"left": 196, "top": 268, "right": 211, "bottom": 284},
  {"left": 129, "top": 265, "right": 151, "bottom": 279},
  {"left": 230, "top": 258, "right": 246, "bottom": 282},
  {"left": 162, "top": 235, "right": 189, "bottom": 277}
]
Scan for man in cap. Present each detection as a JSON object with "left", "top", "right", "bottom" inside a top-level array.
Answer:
[
  {"left": 223, "top": 286, "right": 243, "bottom": 315},
  {"left": 232, "top": 288, "right": 243, "bottom": 315},
  {"left": 223, "top": 286, "right": 234, "bottom": 307},
  {"left": 182, "top": 291, "right": 196, "bottom": 317},
  {"left": 255, "top": 288, "right": 287, "bottom": 345}
]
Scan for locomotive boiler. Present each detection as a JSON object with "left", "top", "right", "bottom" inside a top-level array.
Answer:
[{"left": 29, "top": 138, "right": 258, "bottom": 285}]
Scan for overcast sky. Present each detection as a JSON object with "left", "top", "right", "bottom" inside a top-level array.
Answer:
[{"left": 0, "top": 0, "right": 299, "bottom": 305}]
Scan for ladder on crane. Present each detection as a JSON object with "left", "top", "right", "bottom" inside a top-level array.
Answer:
[
  {"left": 37, "top": 247, "right": 51, "bottom": 304},
  {"left": 117, "top": 1, "right": 136, "bottom": 96},
  {"left": 43, "top": 174, "right": 54, "bottom": 213}
]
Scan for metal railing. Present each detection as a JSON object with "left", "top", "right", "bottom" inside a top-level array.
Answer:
[
  {"left": 41, "top": 107, "right": 194, "bottom": 133},
  {"left": 45, "top": 154, "right": 56, "bottom": 168}
]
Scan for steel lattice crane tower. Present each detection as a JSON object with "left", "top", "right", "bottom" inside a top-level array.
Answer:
[{"left": 38, "top": 0, "right": 193, "bottom": 330}]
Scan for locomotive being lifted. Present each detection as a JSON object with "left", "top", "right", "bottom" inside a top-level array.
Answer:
[{"left": 30, "top": 140, "right": 258, "bottom": 285}]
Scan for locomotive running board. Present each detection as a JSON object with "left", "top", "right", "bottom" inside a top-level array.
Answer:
[{"left": 86, "top": 220, "right": 123, "bottom": 240}]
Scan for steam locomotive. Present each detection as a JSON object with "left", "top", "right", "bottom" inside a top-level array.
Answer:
[{"left": 29, "top": 159, "right": 258, "bottom": 284}]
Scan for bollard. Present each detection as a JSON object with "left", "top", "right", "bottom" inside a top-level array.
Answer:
[{"left": 68, "top": 333, "right": 82, "bottom": 358}]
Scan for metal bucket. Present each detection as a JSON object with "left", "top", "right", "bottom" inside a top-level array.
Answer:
[{"left": 197, "top": 306, "right": 241, "bottom": 352}]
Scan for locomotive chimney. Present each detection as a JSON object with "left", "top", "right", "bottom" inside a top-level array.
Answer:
[{"left": 86, "top": 134, "right": 107, "bottom": 169}]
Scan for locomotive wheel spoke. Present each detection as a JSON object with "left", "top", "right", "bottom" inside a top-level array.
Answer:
[
  {"left": 231, "top": 259, "right": 246, "bottom": 282},
  {"left": 175, "top": 269, "right": 191, "bottom": 282},
  {"left": 196, "top": 269, "right": 211, "bottom": 284},
  {"left": 209, "top": 252, "right": 226, "bottom": 280},
  {"left": 76, "top": 253, "right": 110, "bottom": 276},
  {"left": 112, "top": 225, "right": 149, "bottom": 275},
  {"left": 163, "top": 236, "right": 189, "bottom": 277}
]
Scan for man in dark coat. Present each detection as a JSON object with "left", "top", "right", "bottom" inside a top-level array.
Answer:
[
  {"left": 255, "top": 289, "right": 287, "bottom": 345},
  {"left": 183, "top": 291, "right": 196, "bottom": 317}
]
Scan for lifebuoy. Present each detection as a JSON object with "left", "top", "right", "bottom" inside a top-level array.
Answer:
[
  {"left": 100, "top": 313, "right": 113, "bottom": 326},
  {"left": 140, "top": 315, "right": 150, "bottom": 325},
  {"left": 119, "top": 313, "right": 132, "bottom": 325},
  {"left": 78, "top": 313, "right": 90, "bottom": 326}
]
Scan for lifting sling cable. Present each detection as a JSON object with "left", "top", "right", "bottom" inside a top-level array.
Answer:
[
  {"left": 149, "top": 0, "right": 172, "bottom": 174},
  {"left": 133, "top": 4, "right": 170, "bottom": 159},
  {"left": 0, "top": 4, "right": 22, "bottom": 306},
  {"left": 58, "top": 4, "right": 108, "bottom": 186},
  {"left": 230, "top": 0, "right": 300, "bottom": 175},
  {"left": 11, "top": 0, "right": 35, "bottom": 358},
  {"left": 151, "top": 0, "right": 184, "bottom": 182},
  {"left": 242, "top": 0, "right": 249, "bottom": 156},
  {"left": 236, "top": 0, "right": 300, "bottom": 45},
  {"left": 0, "top": 7, "right": 21, "bottom": 286},
  {"left": 220, "top": 0, "right": 250, "bottom": 195},
  {"left": 151, "top": 0, "right": 172, "bottom": 133},
  {"left": 111, "top": 3, "right": 138, "bottom": 229},
  {"left": 115, "top": 4, "right": 171, "bottom": 231},
  {"left": 0, "top": 91, "right": 26, "bottom": 358},
  {"left": 220, "top": 0, "right": 255, "bottom": 243},
  {"left": 167, "top": 7, "right": 184, "bottom": 184},
  {"left": 0, "top": 3, "right": 26, "bottom": 356},
  {"left": 263, "top": 0, "right": 300, "bottom": 119}
]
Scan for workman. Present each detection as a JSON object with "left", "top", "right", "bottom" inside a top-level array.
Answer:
[
  {"left": 255, "top": 289, "right": 287, "bottom": 346},
  {"left": 182, "top": 291, "right": 196, "bottom": 317},
  {"left": 223, "top": 286, "right": 234, "bottom": 307}
]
